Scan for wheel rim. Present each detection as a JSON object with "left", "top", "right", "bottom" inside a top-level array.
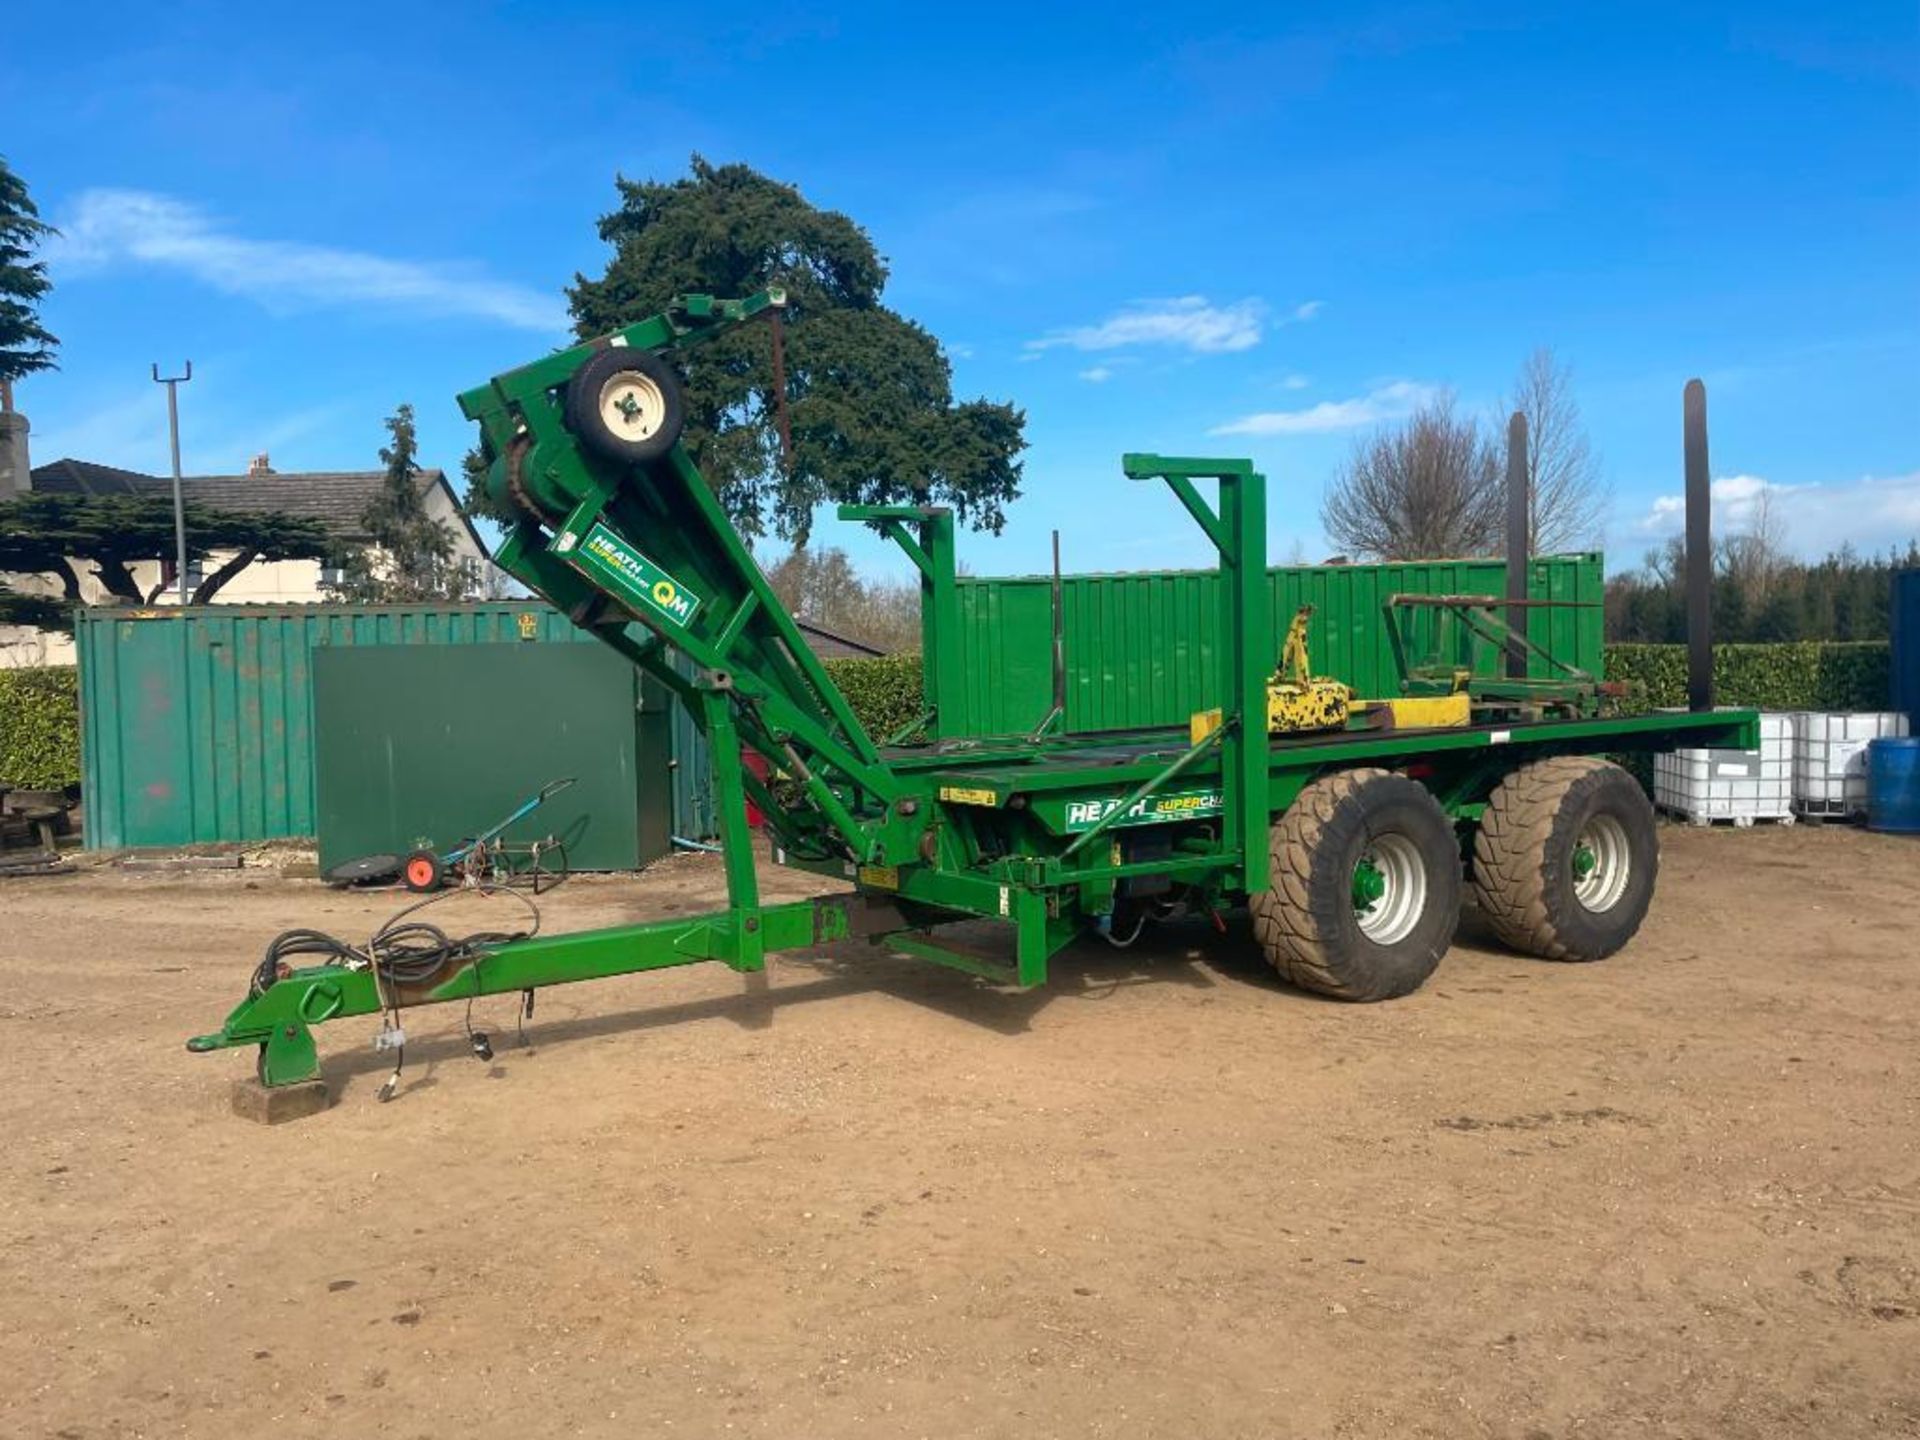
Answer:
[
  {"left": 1353, "top": 832, "right": 1427, "bottom": 945},
  {"left": 406, "top": 858, "right": 436, "bottom": 888},
  {"left": 1571, "top": 814, "right": 1631, "bottom": 912},
  {"left": 598, "top": 370, "right": 667, "bottom": 442}
]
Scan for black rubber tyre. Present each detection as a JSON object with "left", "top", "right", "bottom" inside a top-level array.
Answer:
[
  {"left": 1471, "top": 757, "right": 1658, "bottom": 961},
  {"left": 563, "top": 347, "right": 685, "bottom": 466},
  {"left": 1249, "top": 767, "right": 1463, "bottom": 1001},
  {"left": 322, "top": 852, "right": 402, "bottom": 887},
  {"left": 401, "top": 849, "right": 445, "bottom": 894}
]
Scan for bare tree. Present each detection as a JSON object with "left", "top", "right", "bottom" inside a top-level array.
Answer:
[
  {"left": 1719, "top": 483, "right": 1788, "bottom": 605},
  {"left": 1505, "top": 348, "right": 1608, "bottom": 554},
  {"left": 762, "top": 545, "right": 921, "bottom": 651},
  {"left": 1321, "top": 393, "right": 1503, "bottom": 559}
]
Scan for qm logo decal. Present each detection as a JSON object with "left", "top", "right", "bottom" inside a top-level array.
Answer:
[{"left": 570, "top": 521, "right": 704, "bottom": 628}]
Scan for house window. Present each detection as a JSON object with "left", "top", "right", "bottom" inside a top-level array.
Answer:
[{"left": 320, "top": 563, "right": 344, "bottom": 588}]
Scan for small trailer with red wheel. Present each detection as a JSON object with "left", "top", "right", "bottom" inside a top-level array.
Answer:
[
  {"left": 396, "top": 777, "right": 578, "bottom": 894},
  {"left": 324, "top": 778, "right": 577, "bottom": 893},
  {"left": 189, "top": 290, "right": 1752, "bottom": 1097}
]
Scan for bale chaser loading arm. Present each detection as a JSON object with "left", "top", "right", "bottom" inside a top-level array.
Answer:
[{"left": 189, "top": 291, "right": 1756, "bottom": 1094}]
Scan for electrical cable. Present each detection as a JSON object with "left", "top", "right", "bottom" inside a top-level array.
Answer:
[
  {"left": 251, "top": 928, "right": 367, "bottom": 996},
  {"left": 247, "top": 885, "right": 542, "bottom": 1101}
]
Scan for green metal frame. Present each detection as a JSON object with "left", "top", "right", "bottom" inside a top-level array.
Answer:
[
  {"left": 1383, "top": 593, "right": 1600, "bottom": 710},
  {"left": 840, "top": 504, "right": 960, "bottom": 738},
  {"left": 187, "top": 292, "right": 1762, "bottom": 1085}
]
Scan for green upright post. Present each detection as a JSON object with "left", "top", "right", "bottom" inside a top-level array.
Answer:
[
  {"left": 700, "top": 687, "right": 765, "bottom": 971},
  {"left": 1219, "top": 468, "right": 1271, "bottom": 893},
  {"left": 1119, "top": 454, "right": 1271, "bottom": 895},
  {"left": 836, "top": 504, "right": 960, "bottom": 737},
  {"left": 922, "top": 509, "right": 961, "bottom": 738}
]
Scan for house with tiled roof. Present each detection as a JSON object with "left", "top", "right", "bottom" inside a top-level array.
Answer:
[{"left": 1, "top": 445, "right": 491, "bottom": 665}]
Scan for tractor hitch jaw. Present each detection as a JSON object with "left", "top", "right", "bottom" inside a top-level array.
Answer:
[{"left": 186, "top": 1022, "right": 324, "bottom": 1089}]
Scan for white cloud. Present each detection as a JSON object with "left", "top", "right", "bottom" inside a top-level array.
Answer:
[
  {"left": 1288, "top": 300, "right": 1325, "bottom": 323},
  {"left": 1637, "top": 474, "right": 1799, "bottom": 533},
  {"left": 1027, "top": 296, "right": 1266, "bottom": 355},
  {"left": 1629, "top": 470, "right": 1920, "bottom": 556},
  {"left": 53, "top": 189, "right": 565, "bottom": 332},
  {"left": 1210, "top": 380, "right": 1436, "bottom": 437},
  {"left": 1281, "top": 373, "right": 1311, "bottom": 390},
  {"left": 1078, "top": 366, "right": 1114, "bottom": 383}
]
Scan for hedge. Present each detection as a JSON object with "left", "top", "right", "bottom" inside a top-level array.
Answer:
[
  {"left": 823, "top": 653, "right": 925, "bottom": 740},
  {"left": 1604, "top": 641, "right": 1891, "bottom": 715},
  {"left": 0, "top": 667, "right": 82, "bottom": 789}
]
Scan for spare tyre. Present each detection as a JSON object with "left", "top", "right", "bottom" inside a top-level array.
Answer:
[{"left": 563, "top": 346, "right": 686, "bottom": 466}]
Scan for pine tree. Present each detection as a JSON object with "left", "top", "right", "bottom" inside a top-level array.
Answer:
[
  {"left": 327, "top": 405, "right": 474, "bottom": 602},
  {"left": 0, "top": 155, "right": 58, "bottom": 388},
  {"left": 567, "top": 157, "right": 1025, "bottom": 544}
]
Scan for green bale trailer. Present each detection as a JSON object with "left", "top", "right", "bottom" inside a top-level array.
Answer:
[{"left": 189, "top": 291, "right": 1754, "bottom": 1097}]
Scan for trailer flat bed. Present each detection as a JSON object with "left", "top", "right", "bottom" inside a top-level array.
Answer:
[{"left": 187, "top": 290, "right": 1755, "bottom": 1100}]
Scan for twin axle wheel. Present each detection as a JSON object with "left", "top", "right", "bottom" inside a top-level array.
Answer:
[
  {"left": 1250, "top": 759, "right": 1658, "bottom": 1002},
  {"left": 1470, "top": 757, "right": 1658, "bottom": 962}
]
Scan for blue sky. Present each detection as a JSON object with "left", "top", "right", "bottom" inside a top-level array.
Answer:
[{"left": 5, "top": 1, "right": 1916, "bottom": 581}]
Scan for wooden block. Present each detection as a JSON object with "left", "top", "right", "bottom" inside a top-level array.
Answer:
[
  {"left": 229, "top": 1078, "right": 331, "bottom": 1124},
  {"left": 120, "top": 854, "right": 243, "bottom": 873}
]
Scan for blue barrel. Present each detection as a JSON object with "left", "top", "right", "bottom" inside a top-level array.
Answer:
[{"left": 1867, "top": 737, "right": 1920, "bottom": 834}]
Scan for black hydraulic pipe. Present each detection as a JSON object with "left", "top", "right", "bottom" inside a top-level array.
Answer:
[
  {"left": 1683, "top": 379, "right": 1713, "bottom": 711},
  {"left": 1504, "top": 411, "right": 1530, "bottom": 681}
]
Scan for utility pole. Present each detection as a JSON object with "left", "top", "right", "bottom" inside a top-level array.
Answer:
[{"left": 152, "top": 362, "right": 192, "bottom": 604}]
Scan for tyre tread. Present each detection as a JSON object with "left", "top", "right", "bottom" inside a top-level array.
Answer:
[
  {"left": 1472, "top": 756, "right": 1621, "bottom": 961},
  {"left": 1250, "top": 767, "right": 1413, "bottom": 1000}
]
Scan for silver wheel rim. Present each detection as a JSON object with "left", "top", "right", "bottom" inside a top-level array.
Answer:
[
  {"left": 1355, "top": 832, "right": 1427, "bottom": 945},
  {"left": 1572, "top": 815, "right": 1631, "bottom": 913},
  {"left": 598, "top": 371, "right": 667, "bottom": 442}
]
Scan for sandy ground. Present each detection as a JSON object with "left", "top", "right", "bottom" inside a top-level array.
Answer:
[{"left": 1, "top": 825, "right": 1917, "bottom": 1440}]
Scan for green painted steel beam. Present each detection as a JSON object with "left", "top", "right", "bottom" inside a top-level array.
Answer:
[
  {"left": 187, "top": 898, "right": 851, "bottom": 1085},
  {"left": 838, "top": 503, "right": 961, "bottom": 740},
  {"left": 879, "top": 931, "right": 1020, "bottom": 987}
]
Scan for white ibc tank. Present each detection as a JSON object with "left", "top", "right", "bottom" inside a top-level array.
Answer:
[
  {"left": 1792, "top": 711, "right": 1912, "bottom": 818},
  {"left": 1654, "top": 711, "right": 1795, "bottom": 826}
]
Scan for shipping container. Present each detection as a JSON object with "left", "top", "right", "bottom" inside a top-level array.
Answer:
[
  {"left": 945, "top": 554, "right": 1603, "bottom": 737},
  {"left": 75, "top": 604, "right": 713, "bottom": 850}
]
